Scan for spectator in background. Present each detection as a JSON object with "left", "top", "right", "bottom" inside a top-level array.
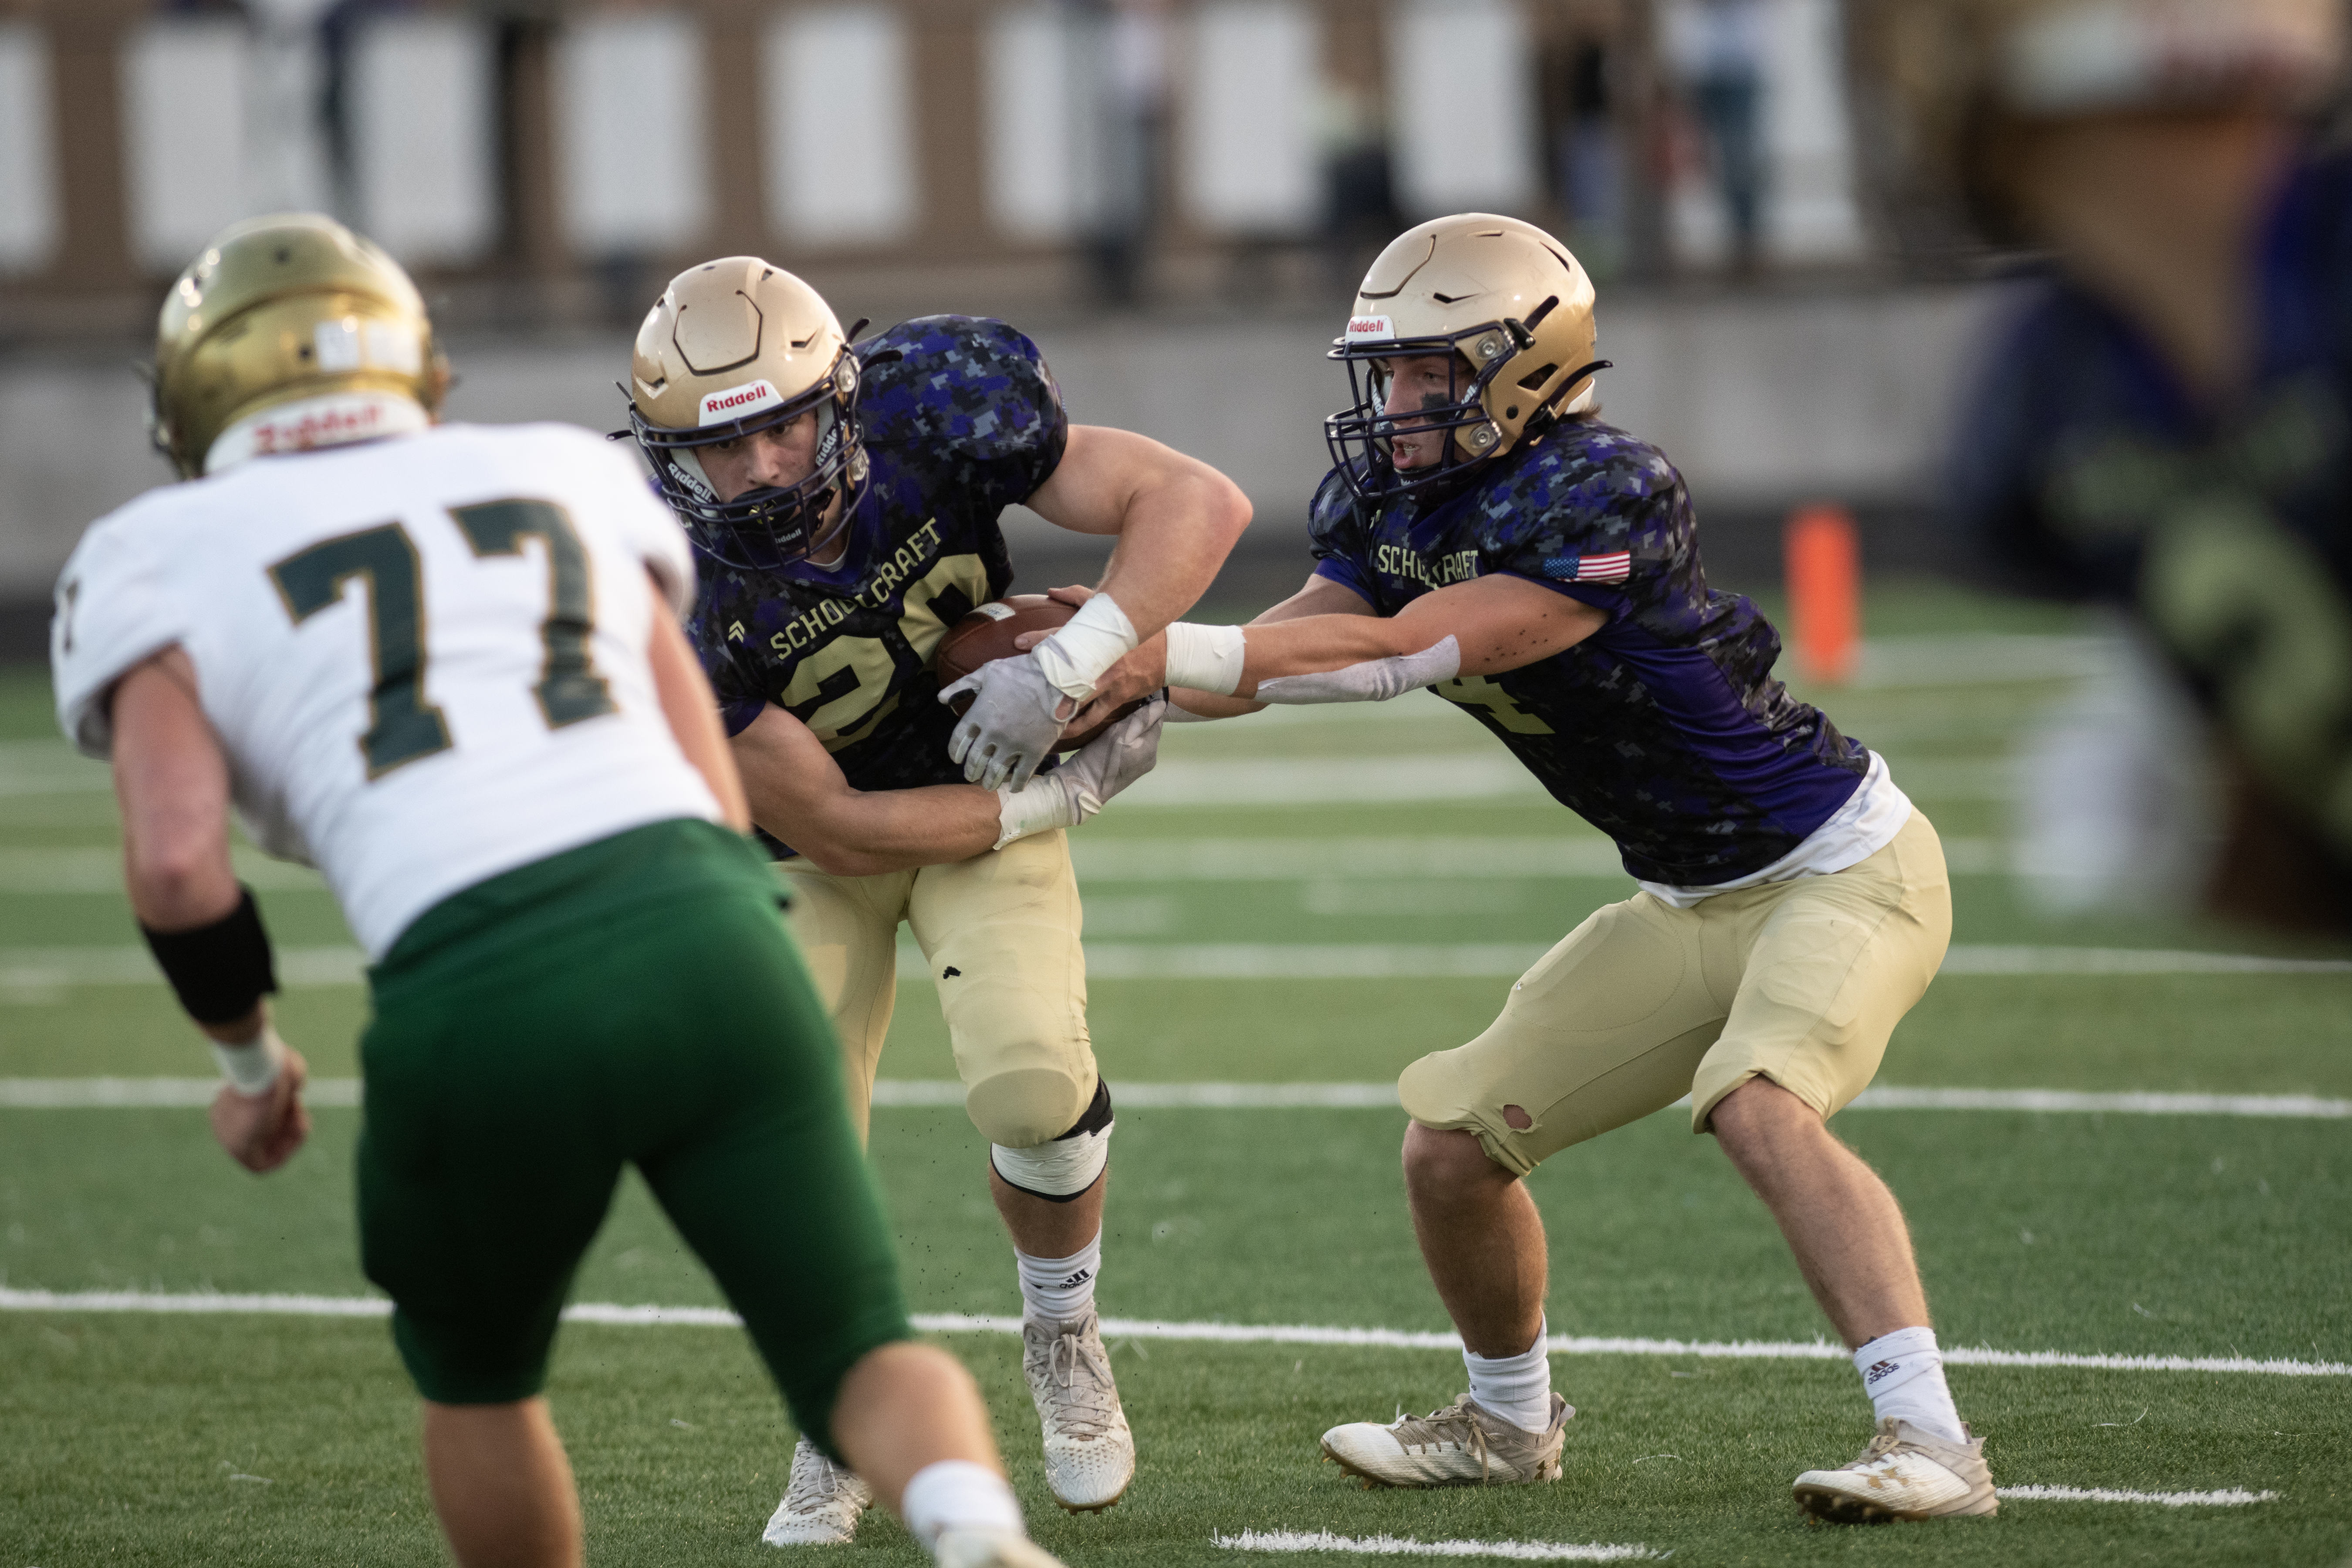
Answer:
[
  {"left": 1856, "top": 0, "right": 2352, "bottom": 933},
  {"left": 319, "top": 0, "right": 418, "bottom": 223},
  {"left": 1550, "top": 39, "right": 1624, "bottom": 277},
  {"left": 1317, "top": 78, "right": 1402, "bottom": 291},
  {"left": 1667, "top": 0, "right": 1768, "bottom": 273},
  {"left": 1083, "top": 0, "right": 1170, "bottom": 307}
]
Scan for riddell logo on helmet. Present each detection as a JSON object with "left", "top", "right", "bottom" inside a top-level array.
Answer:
[
  {"left": 699, "top": 379, "right": 782, "bottom": 423},
  {"left": 1346, "top": 315, "right": 1396, "bottom": 341}
]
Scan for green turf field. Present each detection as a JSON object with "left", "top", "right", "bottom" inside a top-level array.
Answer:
[{"left": 3, "top": 578, "right": 2348, "bottom": 1567}]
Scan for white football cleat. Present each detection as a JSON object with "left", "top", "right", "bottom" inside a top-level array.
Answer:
[
  {"left": 762, "top": 1436, "right": 873, "bottom": 1546},
  {"left": 1021, "top": 1308, "right": 1135, "bottom": 1511},
  {"left": 1792, "top": 1419, "right": 1997, "bottom": 1523},
  {"left": 931, "top": 1526, "right": 1068, "bottom": 1568},
  {"left": 1319, "top": 1393, "right": 1570, "bottom": 1488}
]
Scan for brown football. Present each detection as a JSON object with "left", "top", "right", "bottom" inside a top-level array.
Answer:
[{"left": 935, "top": 594, "right": 1147, "bottom": 752}]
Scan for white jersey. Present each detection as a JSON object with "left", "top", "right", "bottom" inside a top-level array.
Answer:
[{"left": 52, "top": 422, "right": 722, "bottom": 959}]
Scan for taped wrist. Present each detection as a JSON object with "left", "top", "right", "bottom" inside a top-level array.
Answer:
[
  {"left": 140, "top": 885, "right": 277, "bottom": 1026},
  {"left": 994, "top": 774, "right": 1081, "bottom": 851},
  {"left": 1162, "top": 622, "right": 1247, "bottom": 695},
  {"left": 212, "top": 1024, "right": 288, "bottom": 1097},
  {"left": 990, "top": 1078, "right": 1114, "bottom": 1200},
  {"left": 1031, "top": 593, "right": 1138, "bottom": 702}
]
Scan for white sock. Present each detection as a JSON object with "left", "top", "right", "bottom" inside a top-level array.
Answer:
[
  {"left": 900, "top": 1459, "right": 1024, "bottom": 1552},
  {"left": 1854, "top": 1326, "right": 1965, "bottom": 1444},
  {"left": 1463, "top": 1318, "right": 1555, "bottom": 1433},
  {"left": 1015, "top": 1233, "right": 1101, "bottom": 1324}
]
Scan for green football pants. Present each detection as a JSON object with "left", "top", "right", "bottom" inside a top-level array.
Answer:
[{"left": 355, "top": 818, "right": 910, "bottom": 1456}]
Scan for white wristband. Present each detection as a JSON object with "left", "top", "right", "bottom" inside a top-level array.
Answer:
[
  {"left": 994, "top": 776, "right": 1079, "bottom": 851},
  {"left": 211, "top": 1025, "right": 288, "bottom": 1097},
  {"left": 1162, "top": 622, "right": 1247, "bottom": 695},
  {"left": 1031, "top": 592, "right": 1138, "bottom": 702}
]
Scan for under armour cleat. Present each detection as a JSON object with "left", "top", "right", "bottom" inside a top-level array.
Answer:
[
  {"left": 1792, "top": 1418, "right": 1997, "bottom": 1523},
  {"left": 1319, "top": 1392, "right": 1570, "bottom": 1487},
  {"left": 1021, "top": 1308, "right": 1135, "bottom": 1511},
  {"left": 932, "top": 1526, "right": 1069, "bottom": 1568},
  {"left": 762, "top": 1436, "right": 872, "bottom": 1546}
]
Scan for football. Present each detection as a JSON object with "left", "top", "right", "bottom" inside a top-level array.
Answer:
[{"left": 935, "top": 594, "right": 1147, "bottom": 751}]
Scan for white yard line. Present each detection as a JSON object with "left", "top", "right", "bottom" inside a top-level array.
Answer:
[
  {"left": 0, "top": 838, "right": 2015, "bottom": 892},
  {"left": 1996, "top": 1485, "right": 2278, "bottom": 1506},
  {"left": 70, "top": 932, "right": 2343, "bottom": 997},
  {"left": 2, "top": 1288, "right": 2343, "bottom": 1377},
  {"left": 1212, "top": 1531, "right": 1657, "bottom": 1561},
  {"left": 3, "top": 1078, "right": 2344, "bottom": 1118}
]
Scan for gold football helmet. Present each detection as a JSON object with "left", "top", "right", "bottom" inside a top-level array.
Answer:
[
  {"left": 1848, "top": 0, "right": 2347, "bottom": 251},
  {"left": 1325, "top": 214, "right": 1606, "bottom": 501},
  {"left": 627, "top": 257, "right": 868, "bottom": 571},
  {"left": 152, "top": 212, "right": 445, "bottom": 478}
]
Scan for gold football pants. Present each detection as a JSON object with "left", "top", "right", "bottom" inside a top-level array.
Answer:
[
  {"left": 1401, "top": 811, "right": 1952, "bottom": 1176},
  {"left": 778, "top": 828, "right": 1097, "bottom": 1149}
]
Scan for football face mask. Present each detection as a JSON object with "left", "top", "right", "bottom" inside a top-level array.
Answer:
[
  {"left": 630, "top": 351, "right": 867, "bottom": 573},
  {"left": 1325, "top": 332, "right": 1521, "bottom": 501}
]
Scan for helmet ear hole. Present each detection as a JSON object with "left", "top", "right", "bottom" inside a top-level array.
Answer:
[{"left": 1515, "top": 363, "right": 1558, "bottom": 392}]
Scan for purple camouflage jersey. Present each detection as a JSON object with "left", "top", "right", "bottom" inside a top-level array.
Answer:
[
  {"left": 1310, "top": 418, "right": 1870, "bottom": 886},
  {"left": 686, "top": 315, "right": 1068, "bottom": 857}
]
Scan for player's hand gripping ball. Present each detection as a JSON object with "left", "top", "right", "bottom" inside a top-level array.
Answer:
[{"left": 936, "top": 595, "right": 1148, "bottom": 752}]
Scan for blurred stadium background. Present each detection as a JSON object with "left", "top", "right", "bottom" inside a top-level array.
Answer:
[
  {"left": 0, "top": 0, "right": 1992, "bottom": 654},
  {"left": 5, "top": 7, "right": 2352, "bottom": 1563}
]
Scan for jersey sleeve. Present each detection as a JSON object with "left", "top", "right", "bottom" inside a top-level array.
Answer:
[
  {"left": 50, "top": 512, "right": 192, "bottom": 759},
  {"left": 1305, "top": 470, "right": 1378, "bottom": 604},
  {"left": 1487, "top": 425, "right": 1684, "bottom": 608},
  {"left": 855, "top": 316, "right": 1071, "bottom": 512}
]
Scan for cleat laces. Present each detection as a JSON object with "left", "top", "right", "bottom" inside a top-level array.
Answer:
[
  {"left": 1386, "top": 1402, "right": 1497, "bottom": 1483},
  {"left": 1043, "top": 1328, "right": 1119, "bottom": 1440},
  {"left": 783, "top": 1447, "right": 862, "bottom": 1514}
]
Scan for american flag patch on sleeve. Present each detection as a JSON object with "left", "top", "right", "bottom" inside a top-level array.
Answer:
[{"left": 1541, "top": 551, "right": 1632, "bottom": 584}]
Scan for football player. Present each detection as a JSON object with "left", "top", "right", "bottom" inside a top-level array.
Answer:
[
  {"left": 52, "top": 214, "right": 1069, "bottom": 1568},
  {"left": 1852, "top": 0, "right": 2352, "bottom": 931},
  {"left": 624, "top": 260, "right": 1250, "bottom": 1536},
  {"left": 1084, "top": 214, "right": 1987, "bottom": 1523}
]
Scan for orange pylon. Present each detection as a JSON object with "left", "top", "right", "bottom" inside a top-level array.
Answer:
[{"left": 1784, "top": 504, "right": 1859, "bottom": 686}]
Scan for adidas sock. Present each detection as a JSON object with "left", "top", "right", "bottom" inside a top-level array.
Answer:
[
  {"left": 1016, "top": 1233, "right": 1101, "bottom": 1323},
  {"left": 1463, "top": 1318, "right": 1555, "bottom": 1433},
  {"left": 900, "top": 1459, "right": 1024, "bottom": 1552},
  {"left": 1854, "top": 1326, "right": 1965, "bottom": 1444}
]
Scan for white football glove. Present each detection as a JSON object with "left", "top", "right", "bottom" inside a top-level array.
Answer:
[
  {"left": 994, "top": 695, "right": 1167, "bottom": 849},
  {"left": 1254, "top": 635, "right": 1462, "bottom": 704},
  {"left": 941, "top": 652, "right": 1070, "bottom": 791}
]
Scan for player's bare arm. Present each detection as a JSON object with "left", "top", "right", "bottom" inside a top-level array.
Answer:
[
  {"left": 1094, "top": 571, "right": 1605, "bottom": 720},
  {"left": 108, "top": 648, "right": 311, "bottom": 1173},
  {"left": 732, "top": 703, "right": 1003, "bottom": 876},
  {"left": 944, "top": 426, "right": 1249, "bottom": 789},
  {"left": 1024, "top": 424, "right": 1251, "bottom": 639},
  {"left": 1233, "top": 573, "right": 1604, "bottom": 686},
  {"left": 733, "top": 695, "right": 1166, "bottom": 879},
  {"left": 643, "top": 574, "right": 752, "bottom": 833}
]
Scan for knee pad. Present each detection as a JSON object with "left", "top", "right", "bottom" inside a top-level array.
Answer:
[
  {"left": 964, "top": 1061, "right": 1094, "bottom": 1147},
  {"left": 990, "top": 1078, "right": 1113, "bottom": 1202}
]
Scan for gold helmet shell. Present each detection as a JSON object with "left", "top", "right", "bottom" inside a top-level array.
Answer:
[
  {"left": 626, "top": 258, "right": 868, "bottom": 571},
  {"left": 1325, "top": 214, "right": 1605, "bottom": 499},
  {"left": 1848, "top": 0, "right": 2347, "bottom": 252},
  {"left": 152, "top": 212, "right": 445, "bottom": 478}
]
